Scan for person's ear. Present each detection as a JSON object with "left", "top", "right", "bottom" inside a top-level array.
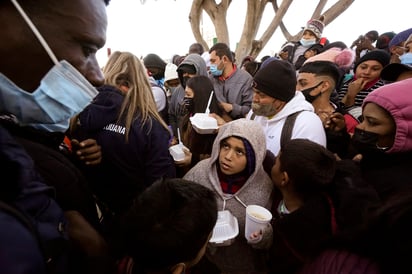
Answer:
[
  {"left": 222, "top": 55, "right": 229, "bottom": 63},
  {"left": 321, "top": 80, "right": 331, "bottom": 93},
  {"left": 280, "top": 171, "right": 289, "bottom": 187},
  {"left": 170, "top": 263, "right": 186, "bottom": 274}
]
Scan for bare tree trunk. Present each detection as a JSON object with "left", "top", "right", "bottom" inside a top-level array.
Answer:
[
  {"left": 189, "top": 0, "right": 210, "bottom": 51},
  {"left": 188, "top": 0, "right": 355, "bottom": 65},
  {"left": 190, "top": 0, "right": 231, "bottom": 51},
  {"left": 235, "top": 0, "right": 269, "bottom": 64}
]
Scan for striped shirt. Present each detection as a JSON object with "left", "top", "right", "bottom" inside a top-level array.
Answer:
[{"left": 338, "top": 79, "right": 385, "bottom": 107}]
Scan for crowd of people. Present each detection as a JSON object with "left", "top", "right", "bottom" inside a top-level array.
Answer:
[{"left": 1, "top": 0, "right": 412, "bottom": 273}]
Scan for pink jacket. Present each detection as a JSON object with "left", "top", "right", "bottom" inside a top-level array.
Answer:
[{"left": 363, "top": 78, "right": 412, "bottom": 153}]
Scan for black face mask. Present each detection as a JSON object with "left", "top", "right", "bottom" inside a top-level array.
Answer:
[
  {"left": 301, "top": 81, "right": 323, "bottom": 103},
  {"left": 179, "top": 97, "right": 194, "bottom": 116},
  {"left": 351, "top": 127, "right": 389, "bottom": 155}
]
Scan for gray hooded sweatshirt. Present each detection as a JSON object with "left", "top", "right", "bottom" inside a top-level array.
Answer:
[
  {"left": 184, "top": 118, "right": 273, "bottom": 273},
  {"left": 168, "top": 54, "right": 208, "bottom": 137}
]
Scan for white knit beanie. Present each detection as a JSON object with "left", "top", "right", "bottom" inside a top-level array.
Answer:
[{"left": 164, "top": 63, "right": 178, "bottom": 82}]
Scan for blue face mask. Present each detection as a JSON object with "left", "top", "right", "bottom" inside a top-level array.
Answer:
[
  {"left": 400, "top": 52, "right": 412, "bottom": 65},
  {"left": 209, "top": 62, "right": 223, "bottom": 77},
  {"left": 0, "top": 61, "right": 98, "bottom": 132},
  {"left": 155, "top": 78, "right": 165, "bottom": 87},
  {"left": 0, "top": 0, "right": 98, "bottom": 132},
  {"left": 300, "top": 38, "right": 316, "bottom": 48}
]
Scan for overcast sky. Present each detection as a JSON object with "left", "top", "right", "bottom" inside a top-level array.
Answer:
[{"left": 97, "top": 0, "right": 411, "bottom": 65}]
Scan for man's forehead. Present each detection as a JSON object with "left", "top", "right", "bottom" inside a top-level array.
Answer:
[
  {"left": 297, "top": 72, "right": 316, "bottom": 81},
  {"left": 209, "top": 51, "right": 220, "bottom": 60},
  {"left": 0, "top": 0, "right": 107, "bottom": 89},
  {"left": 47, "top": 0, "right": 107, "bottom": 44}
]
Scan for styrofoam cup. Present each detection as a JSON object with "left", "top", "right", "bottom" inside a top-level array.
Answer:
[{"left": 245, "top": 205, "right": 272, "bottom": 240}]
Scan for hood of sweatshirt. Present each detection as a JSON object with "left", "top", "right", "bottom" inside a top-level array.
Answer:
[
  {"left": 177, "top": 54, "right": 208, "bottom": 86},
  {"left": 207, "top": 118, "right": 268, "bottom": 196},
  {"left": 363, "top": 78, "right": 412, "bottom": 153}
]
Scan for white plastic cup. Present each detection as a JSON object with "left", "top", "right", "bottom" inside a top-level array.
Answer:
[{"left": 245, "top": 205, "right": 272, "bottom": 240}]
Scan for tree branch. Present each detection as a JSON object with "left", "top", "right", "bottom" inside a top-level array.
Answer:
[
  {"left": 322, "top": 0, "right": 355, "bottom": 25},
  {"left": 258, "top": 0, "right": 293, "bottom": 45},
  {"left": 272, "top": 0, "right": 293, "bottom": 42},
  {"left": 311, "top": 0, "right": 327, "bottom": 20}
]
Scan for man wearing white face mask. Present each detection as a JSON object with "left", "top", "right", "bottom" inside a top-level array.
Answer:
[
  {"left": 279, "top": 16, "right": 326, "bottom": 70},
  {"left": 0, "top": 0, "right": 112, "bottom": 273}
]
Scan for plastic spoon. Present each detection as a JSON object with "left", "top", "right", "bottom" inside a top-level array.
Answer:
[
  {"left": 177, "top": 127, "right": 183, "bottom": 148},
  {"left": 205, "top": 91, "right": 214, "bottom": 114}
]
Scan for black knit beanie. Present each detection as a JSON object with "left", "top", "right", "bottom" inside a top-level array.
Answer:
[
  {"left": 253, "top": 59, "right": 297, "bottom": 102},
  {"left": 143, "top": 53, "right": 167, "bottom": 69},
  {"left": 354, "top": 50, "right": 390, "bottom": 71}
]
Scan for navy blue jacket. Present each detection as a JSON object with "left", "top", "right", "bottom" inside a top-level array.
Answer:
[
  {"left": 76, "top": 85, "right": 176, "bottom": 214},
  {"left": 0, "top": 125, "right": 69, "bottom": 274}
]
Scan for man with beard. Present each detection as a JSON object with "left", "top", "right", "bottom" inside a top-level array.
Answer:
[{"left": 246, "top": 59, "right": 326, "bottom": 156}]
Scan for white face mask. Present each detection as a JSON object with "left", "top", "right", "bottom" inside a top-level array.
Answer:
[
  {"left": 300, "top": 38, "right": 316, "bottom": 48},
  {"left": 0, "top": 0, "right": 98, "bottom": 132}
]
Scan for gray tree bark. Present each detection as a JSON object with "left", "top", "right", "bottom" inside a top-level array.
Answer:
[{"left": 189, "top": 0, "right": 355, "bottom": 64}]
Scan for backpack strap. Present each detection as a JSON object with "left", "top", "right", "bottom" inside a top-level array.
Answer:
[{"left": 280, "top": 111, "right": 303, "bottom": 149}]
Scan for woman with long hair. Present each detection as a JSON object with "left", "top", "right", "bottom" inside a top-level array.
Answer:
[
  {"left": 71, "top": 51, "right": 175, "bottom": 216},
  {"left": 174, "top": 75, "right": 226, "bottom": 176}
]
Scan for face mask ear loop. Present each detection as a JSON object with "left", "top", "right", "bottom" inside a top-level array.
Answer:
[{"left": 10, "top": 0, "right": 59, "bottom": 66}]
